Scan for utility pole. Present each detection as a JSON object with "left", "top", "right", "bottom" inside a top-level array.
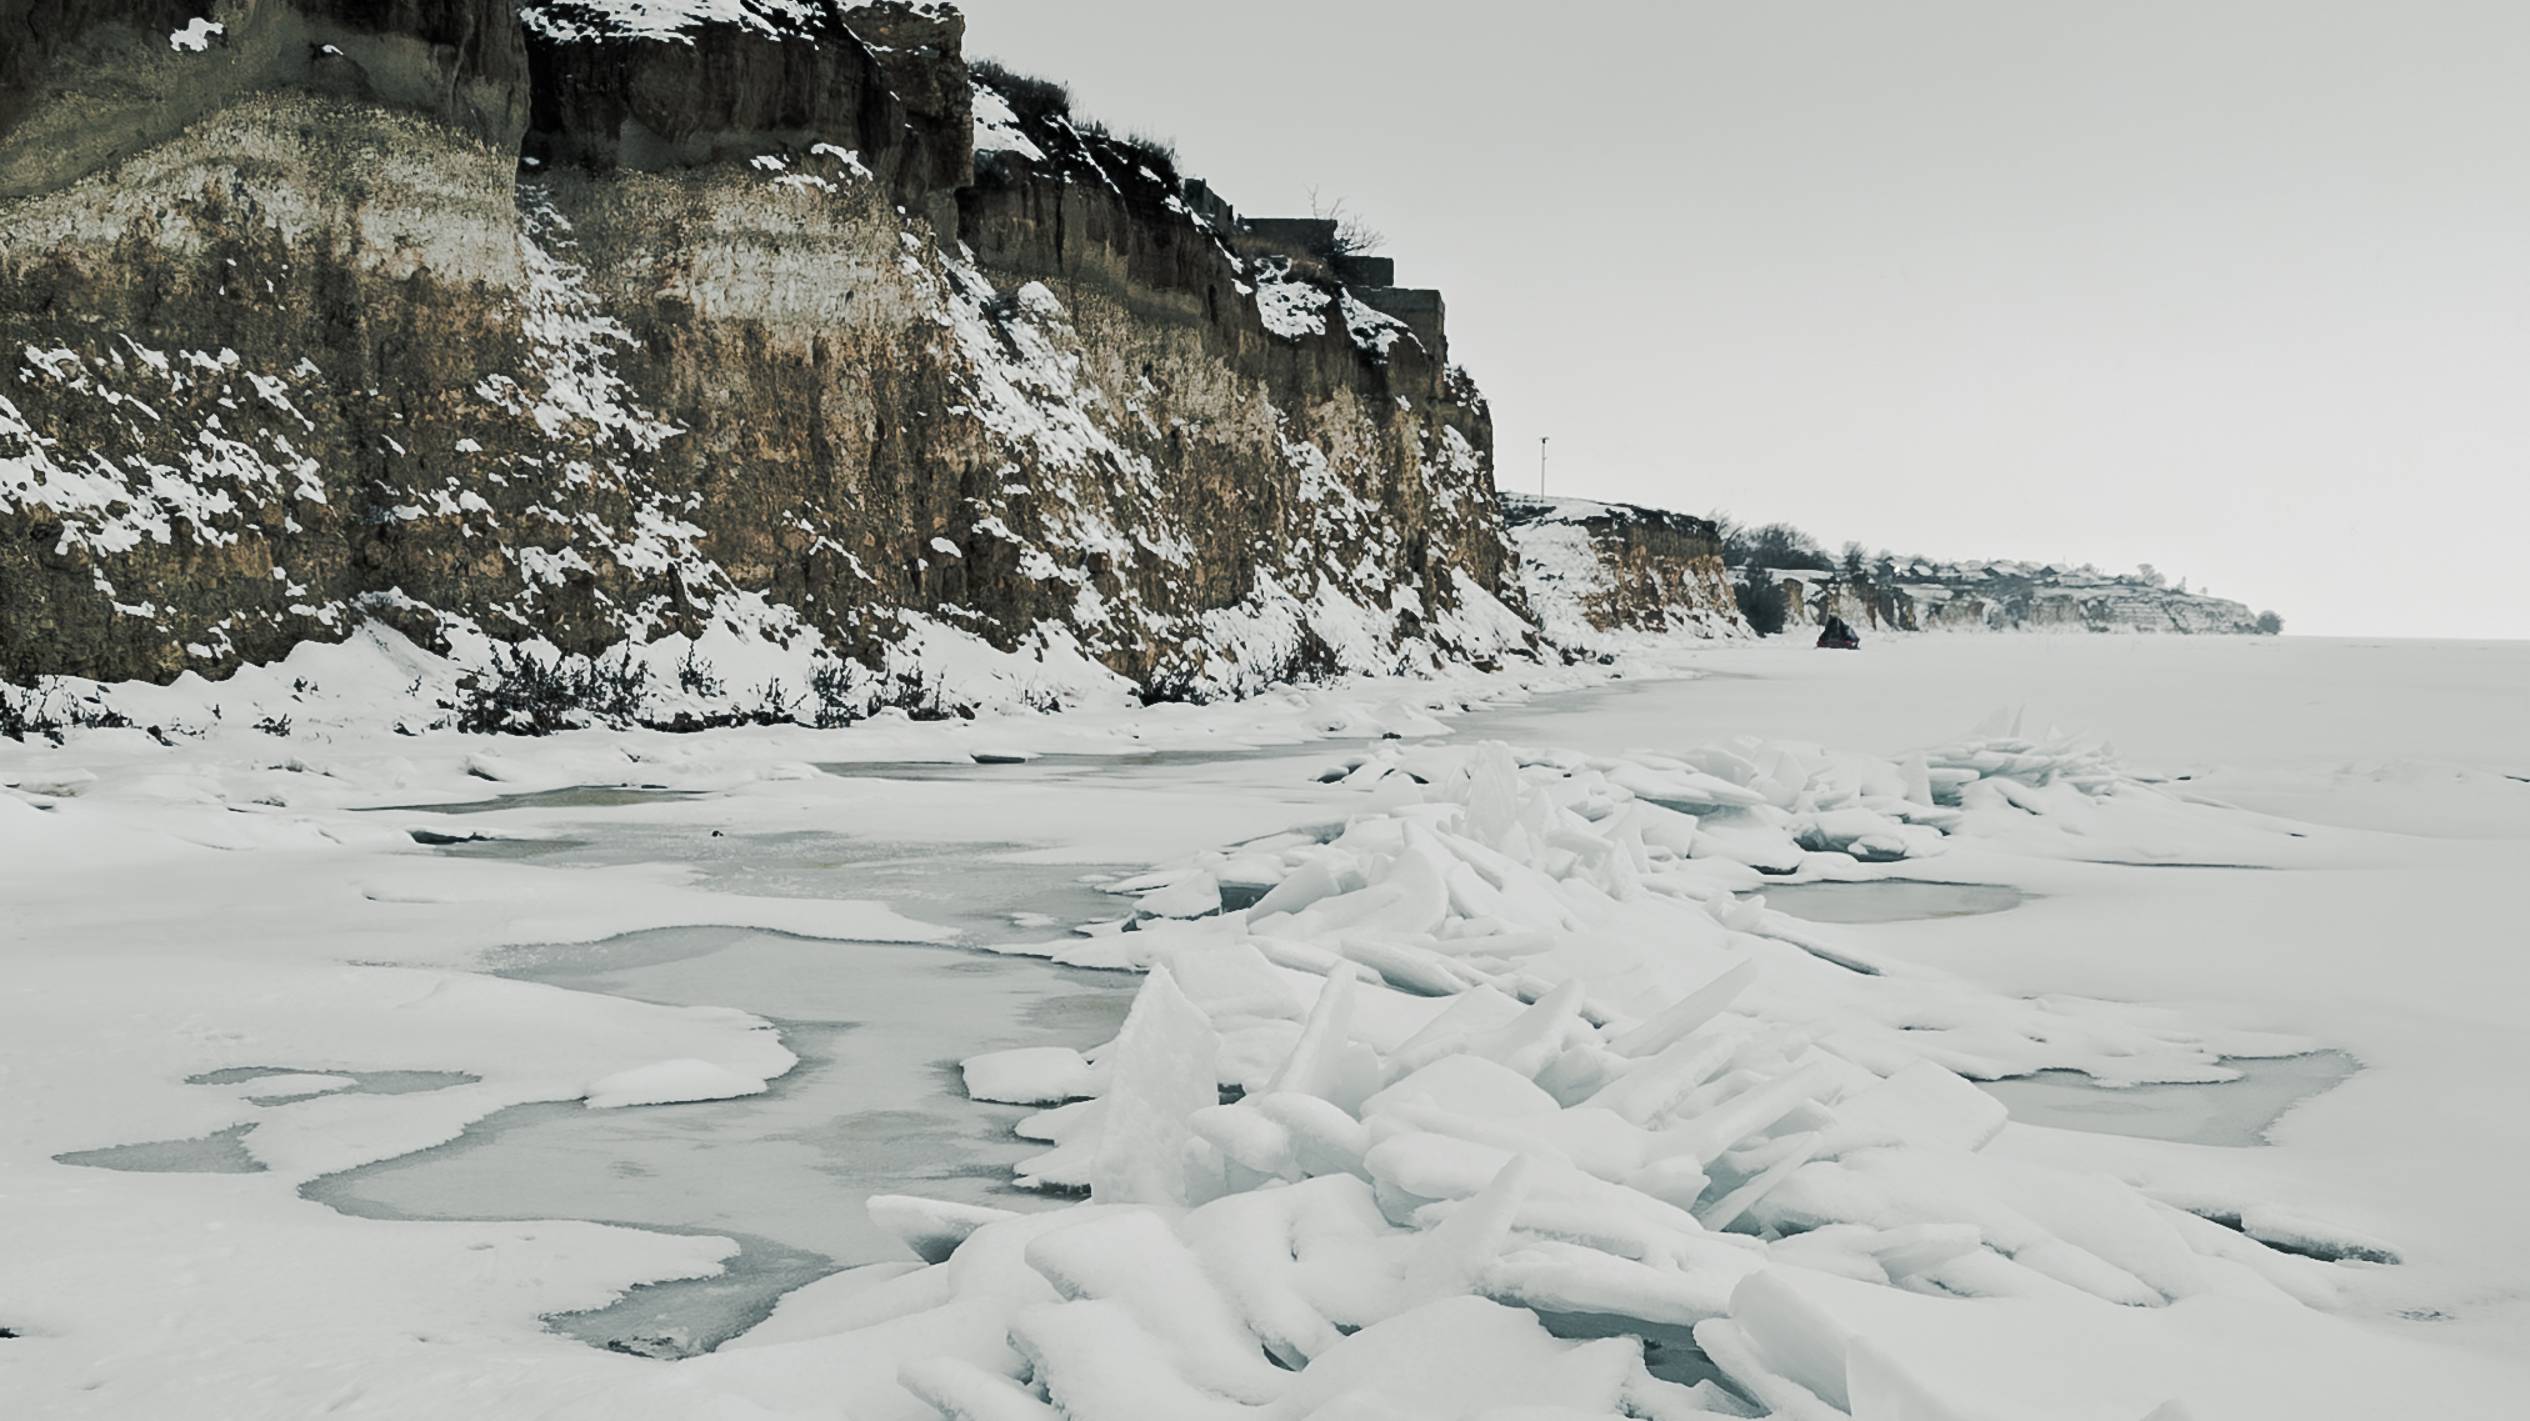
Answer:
[{"left": 1539, "top": 437, "right": 1549, "bottom": 497}]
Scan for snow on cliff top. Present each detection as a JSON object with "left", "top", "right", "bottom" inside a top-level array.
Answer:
[
  {"left": 1500, "top": 491, "right": 1716, "bottom": 535},
  {"left": 971, "top": 83, "right": 1046, "bottom": 162},
  {"left": 1499, "top": 492, "right": 1622, "bottom": 526},
  {"left": 522, "top": 0, "right": 931, "bottom": 42}
]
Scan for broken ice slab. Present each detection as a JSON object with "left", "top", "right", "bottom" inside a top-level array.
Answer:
[
  {"left": 1823, "top": 1060, "right": 2010, "bottom": 1155},
  {"left": 1796, "top": 807, "right": 1909, "bottom": 855},
  {"left": 2238, "top": 1204, "right": 2402, "bottom": 1266},
  {"left": 867, "top": 1195, "right": 1022, "bottom": 1264},
  {"left": 963, "top": 1045, "right": 1102, "bottom": 1105},
  {"left": 1136, "top": 871, "right": 1224, "bottom": 919}
]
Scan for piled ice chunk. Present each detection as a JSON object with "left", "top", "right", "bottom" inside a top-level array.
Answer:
[{"left": 770, "top": 732, "right": 2368, "bottom": 1418}]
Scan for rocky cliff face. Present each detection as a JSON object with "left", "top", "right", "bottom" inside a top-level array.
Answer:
[
  {"left": 0, "top": 0, "right": 1527, "bottom": 703},
  {"left": 1772, "top": 564, "right": 2267, "bottom": 636},
  {"left": 1499, "top": 494, "right": 1745, "bottom": 648},
  {"left": 1502, "top": 493, "right": 2270, "bottom": 642}
]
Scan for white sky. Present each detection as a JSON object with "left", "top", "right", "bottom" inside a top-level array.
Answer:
[{"left": 949, "top": 1, "right": 2529, "bottom": 637}]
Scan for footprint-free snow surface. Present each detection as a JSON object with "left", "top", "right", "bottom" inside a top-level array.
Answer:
[{"left": 6, "top": 635, "right": 2528, "bottom": 1419}]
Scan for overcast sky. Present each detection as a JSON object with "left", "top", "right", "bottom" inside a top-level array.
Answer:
[{"left": 951, "top": 1, "right": 2527, "bottom": 638}]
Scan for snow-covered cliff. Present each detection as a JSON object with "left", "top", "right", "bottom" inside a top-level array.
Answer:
[
  {"left": 1499, "top": 493, "right": 1746, "bottom": 650},
  {"left": 1504, "top": 491, "right": 2271, "bottom": 645},
  {"left": 0, "top": 0, "right": 1529, "bottom": 711},
  {"left": 1771, "top": 562, "right": 2270, "bottom": 636}
]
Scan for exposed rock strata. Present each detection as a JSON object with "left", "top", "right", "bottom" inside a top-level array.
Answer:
[
  {"left": 1509, "top": 492, "right": 2270, "bottom": 642},
  {"left": 1499, "top": 493, "right": 1745, "bottom": 647},
  {"left": 1, "top": 0, "right": 1527, "bottom": 695},
  {"left": 1773, "top": 564, "right": 2267, "bottom": 635}
]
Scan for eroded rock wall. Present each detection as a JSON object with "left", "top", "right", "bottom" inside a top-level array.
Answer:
[
  {"left": 1498, "top": 490, "right": 2270, "bottom": 645},
  {"left": 953, "top": 87, "right": 1513, "bottom": 689},
  {"left": 0, "top": 0, "right": 1528, "bottom": 696},
  {"left": 1500, "top": 493, "right": 1745, "bottom": 648},
  {"left": 1769, "top": 565, "right": 2265, "bottom": 635}
]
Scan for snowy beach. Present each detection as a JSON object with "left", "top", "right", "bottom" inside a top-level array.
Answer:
[{"left": 4, "top": 635, "right": 2526, "bottom": 1419}]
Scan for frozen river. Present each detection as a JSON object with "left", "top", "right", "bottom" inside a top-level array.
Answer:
[
  {"left": 264, "top": 643, "right": 2480, "bottom": 1356},
  {"left": 13, "top": 635, "right": 2529, "bottom": 1417}
]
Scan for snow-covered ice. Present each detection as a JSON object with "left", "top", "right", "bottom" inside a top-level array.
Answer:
[{"left": 3, "top": 634, "right": 2526, "bottom": 1418}]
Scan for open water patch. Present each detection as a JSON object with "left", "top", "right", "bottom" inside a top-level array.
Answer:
[
  {"left": 553, "top": 1229, "right": 836, "bottom": 1359},
  {"left": 1979, "top": 1050, "right": 2359, "bottom": 1147},
  {"left": 314, "top": 1138, "right": 832, "bottom": 1362},
  {"left": 376, "top": 785, "right": 707, "bottom": 816},
  {"left": 56, "top": 1123, "right": 266, "bottom": 1174},
  {"left": 187, "top": 1066, "right": 479, "bottom": 1103},
  {"left": 302, "top": 926, "right": 1134, "bottom": 1357},
  {"left": 432, "top": 828, "right": 1130, "bottom": 941},
  {"left": 816, "top": 744, "right": 1350, "bottom": 785}
]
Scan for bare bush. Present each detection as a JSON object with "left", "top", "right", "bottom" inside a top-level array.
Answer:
[
  {"left": 1, "top": 677, "right": 131, "bottom": 744},
  {"left": 454, "top": 645, "right": 652, "bottom": 736},
  {"left": 1308, "top": 189, "right": 1386, "bottom": 259},
  {"left": 971, "top": 58, "right": 1071, "bottom": 127}
]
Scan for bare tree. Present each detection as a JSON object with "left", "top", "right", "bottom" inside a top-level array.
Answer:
[
  {"left": 1747, "top": 522, "right": 1831, "bottom": 571},
  {"left": 1709, "top": 511, "right": 1745, "bottom": 564},
  {"left": 1308, "top": 188, "right": 1387, "bottom": 259}
]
